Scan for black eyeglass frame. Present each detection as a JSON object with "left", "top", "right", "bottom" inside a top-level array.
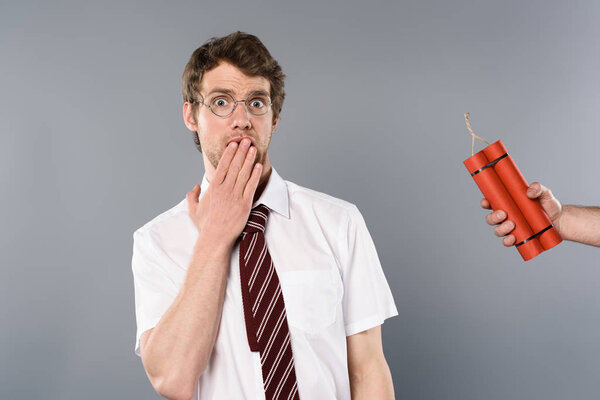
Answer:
[{"left": 191, "top": 91, "right": 273, "bottom": 117}]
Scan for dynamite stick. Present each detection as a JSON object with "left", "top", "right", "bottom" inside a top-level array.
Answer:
[
  {"left": 463, "top": 114, "right": 562, "bottom": 261},
  {"left": 482, "top": 141, "right": 562, "bottom": 252}
]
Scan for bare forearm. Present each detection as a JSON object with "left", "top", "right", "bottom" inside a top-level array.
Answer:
[
  {"left": 350, "top": 361, "right": 395, "bottom": 400},
  {"left": 558, "top": 205, "right": 600, "bottom": 247},
  {"left": 142, "top": 232, "right": 232, "bottom": 396}
]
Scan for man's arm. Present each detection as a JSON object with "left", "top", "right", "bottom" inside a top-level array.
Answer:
[
  {"left": 138, "top": 140, "right": 262, "bottom": 400},
  {"left": 482, "top": 182, "right": 600, "bottom": 247},
  {"left": 551, "top": 205, "right": 600, "bottom": 247},
  {"left": 139, "top": 234, "right": 231, "bottom": 400},
  {"left": 347, "top": 325, "right": 395, "bottom": 400}
]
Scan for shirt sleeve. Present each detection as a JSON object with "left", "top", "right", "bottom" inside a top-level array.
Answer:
[
  {"left": 339, "top": 204, "right": 398, "bottom": 336},
  {"left": 131, "top": 228, "right": 180, "bottom": 356}
]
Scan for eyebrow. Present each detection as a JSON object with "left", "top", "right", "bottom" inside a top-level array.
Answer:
[{"left": 205, "top": 88, "right": 270, "bottom": 98}]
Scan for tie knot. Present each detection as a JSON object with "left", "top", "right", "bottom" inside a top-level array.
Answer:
[{"left": 243, "top": 204, "right": 270, "bottom": 234}]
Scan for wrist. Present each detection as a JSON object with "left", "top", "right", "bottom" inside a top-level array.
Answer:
[
  {"left": 195, "top": 229, "right": 236, "bottom": 256},
  {"left": 553, "top": 205, "right": 571, "bottom": 241}
]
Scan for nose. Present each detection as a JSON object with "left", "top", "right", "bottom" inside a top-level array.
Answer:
[{"left": 230, "top": 100, "right": 251, "bottom": 131}]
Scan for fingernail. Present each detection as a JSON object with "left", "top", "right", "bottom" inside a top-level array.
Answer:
[{"left": 497, "top": 211, "right": 506, "bottom": 219}]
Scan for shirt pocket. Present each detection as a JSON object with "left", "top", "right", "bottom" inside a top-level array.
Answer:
[{"left": 278, "top": 269, "right": 339, "bottom": 335}]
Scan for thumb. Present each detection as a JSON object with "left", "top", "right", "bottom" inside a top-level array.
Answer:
[
  {"left": 528, "top": 182, "right": 562, "bottom": 222},
  {"left": 526, "top": 182, "right": 543, "bottom": 199},
  {"left": 186, "top": 184, "right": 201, "bottom": 213}
]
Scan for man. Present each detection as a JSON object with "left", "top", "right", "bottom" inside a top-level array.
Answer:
[
  {"left": 132, "top": 32, "right": 397, "bottom": 399},
  {"left": 482, "top": 182, "right": 600, "bottom": 247}
]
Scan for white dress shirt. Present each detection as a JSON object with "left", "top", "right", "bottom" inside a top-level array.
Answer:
[{"left": 132, "top": 167, "right": 398, "bottom": 399}]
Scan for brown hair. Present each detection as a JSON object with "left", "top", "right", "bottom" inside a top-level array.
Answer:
[{"left": 182, "top": 31, "right": 286, "bottom": 153}]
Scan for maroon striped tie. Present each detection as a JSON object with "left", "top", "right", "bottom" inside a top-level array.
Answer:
[{"left": 239, "top": 204, "right": 300, "bottom": 400}]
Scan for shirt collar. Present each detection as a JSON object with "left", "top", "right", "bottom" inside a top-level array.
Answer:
[{"left": 200, "top": 166, "right": 290, "bottom": 219}]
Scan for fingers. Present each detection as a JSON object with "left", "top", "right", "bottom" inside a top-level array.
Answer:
[
  {"left": 502, "top": 234, "right": 516, "bottom": 247},
  {"left": 223, "top": 138, "right": 252, "bottom": 188},
  {"left": 493, "top": 220, "right": 515, "bottom": 237},
  {"left": 243, "top": 163, "right": 263, "bottom": 201},
  {"left": 482, "top": 182, "right": 555, "bottom": 247},
  {"left": 484, "top": 208, "right": 516, "bottom": 246},
  {"left": 234, "top": 144, "right": 257, "bottom": 194},
  {"left": 213, "top": 142, "right": 239, "bottom": 185},
  {"left": 485, "top": 210, "right": 507, "bottom": 225}
]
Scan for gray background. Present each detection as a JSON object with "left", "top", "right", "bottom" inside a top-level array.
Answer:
[{"left": 1, "top": 0, "right": 599, "bottom": 399}]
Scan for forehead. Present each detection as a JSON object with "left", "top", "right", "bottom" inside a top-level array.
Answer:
[{"left": 200, "top": 61, "right": 270, "bottom": 95}]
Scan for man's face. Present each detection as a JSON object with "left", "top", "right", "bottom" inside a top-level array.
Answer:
[{"left": 186, "top": 61, "right": 278, "bottom": 173}]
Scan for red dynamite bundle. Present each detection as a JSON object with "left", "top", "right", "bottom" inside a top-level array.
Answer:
[{"left": 464, "top": 140, "right": 562, "bottom": 261}]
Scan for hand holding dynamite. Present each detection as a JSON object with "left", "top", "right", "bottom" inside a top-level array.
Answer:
[{"left": 463, "top": 114, "right": 562, "bottom": 261}]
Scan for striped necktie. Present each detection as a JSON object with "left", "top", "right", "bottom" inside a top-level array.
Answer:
[{"left": 239, "top": 204, "right": 300, "bottom": 400}]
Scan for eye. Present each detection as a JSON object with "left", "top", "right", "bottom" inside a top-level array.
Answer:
[
  {"left": 248, "top": 95, "right": 269, "bottom": 109},
  {"left": 212, "top": 97, "right": 229, "bottom": 107},
  {"left": 250, "top": 99, "right": 265, "bottom": 108}
]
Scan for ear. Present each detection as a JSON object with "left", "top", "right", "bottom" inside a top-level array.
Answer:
[
  {"left": 183, "top": 102, "right": 199, "bottom": 132},
  {"left": 271, "top": 116, "right": 279, "bottom": 133}
]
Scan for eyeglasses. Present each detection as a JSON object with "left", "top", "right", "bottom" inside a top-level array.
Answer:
[{"left": 193, "top": 91, "right": 272, "bottom": 117}]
